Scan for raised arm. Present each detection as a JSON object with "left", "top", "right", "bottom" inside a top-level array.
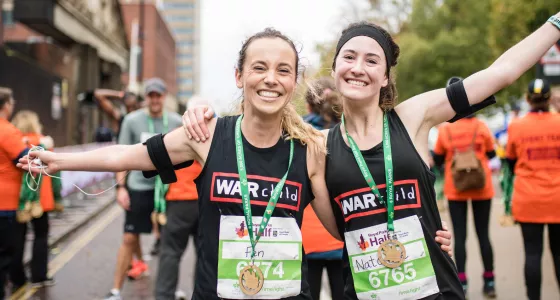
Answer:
[
  {"left": 398, "top": 14, "right": 560, "bottom": 133},
  {"left": 94, "top": 89, "right": 123, "bottom": 122}
]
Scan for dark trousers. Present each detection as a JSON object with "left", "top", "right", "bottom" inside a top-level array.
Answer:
[
  {"left": 155, "top": 201, "right": 199, "bottom": 300},
  {"left": 520, "top": 223, "right": 560, "bottom": 300},
  {"left": 10, "top": 213, "right": 50, "bottom": 286},
  {"left": 448, "top": 200, "right": 494, "bottom": 274},
  {"left": 0, "top": 216, "right": 17, "bottom": 300},
  {"left": 307, "top": 258, "right": 344, "bottom": 300}
]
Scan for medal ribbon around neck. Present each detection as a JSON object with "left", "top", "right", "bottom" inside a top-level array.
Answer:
[
  {"left": 235, "top": 114, "right": 294, "bottom": 260},
  {"left": 148, "top": 113, "right": 169, "bottom": 222},
  {"left": 341, "top": 113, "right": 395, "bottom": 234}
]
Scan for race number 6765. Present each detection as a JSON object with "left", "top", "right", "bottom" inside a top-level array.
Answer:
[{"left": 368, "top": 262, "right": 417, "bottom": 288}]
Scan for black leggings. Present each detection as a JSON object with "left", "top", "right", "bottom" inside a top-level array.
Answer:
[
  {"left": 448, "top": 200, "right": 494, "bottom": 274},
  {"left": 10, "top": 213, "right": 50, "bottom": 285},
  {"left": 520, "top": 223, "right": 560, "bottom": 300},
  {"left": 307, "top": 259, "right": 344, "bottom": 300}
]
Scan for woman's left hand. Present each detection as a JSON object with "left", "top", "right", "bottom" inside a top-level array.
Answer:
[{"left": 436, "top": 221, "right": 453, "bottom": 257}]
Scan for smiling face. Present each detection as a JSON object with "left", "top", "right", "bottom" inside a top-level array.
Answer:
[
  {"left": 236, "top": 37, "right": 297, "bottom": 117},
  {"left": 146, "top": 91, "right": 165, "bottom": 116},
  {"left": 332, "top": 36, "right": 388, "bottom": 104}
]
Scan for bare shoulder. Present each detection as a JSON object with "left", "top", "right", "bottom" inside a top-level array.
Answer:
[{"left": 306, "top": 130, "right": 328, "bottom": 179}]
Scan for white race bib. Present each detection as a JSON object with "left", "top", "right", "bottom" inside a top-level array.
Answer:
[
  {"left": 345, "top": 215, "right": 440, "bottom": 300},
  {"left": 217, "top": 215, "right": 302, "bottom": 299}
]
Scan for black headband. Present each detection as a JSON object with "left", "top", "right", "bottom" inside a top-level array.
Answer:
[{"left": 334, "top": 25, "right": 393, "bottom": 76}]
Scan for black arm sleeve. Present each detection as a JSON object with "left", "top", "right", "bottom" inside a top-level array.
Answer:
[
  {"left": 13, "top": 148, "right": 29, "bottom": 165},
  {"left": 141, "top": 134, "right": 194, "bottom": 183},
  {"left": 446, "top": 80, "right": 497, "bottom": 123}
]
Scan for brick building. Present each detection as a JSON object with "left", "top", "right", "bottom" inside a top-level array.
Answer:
[{"left": 120, "top": 1, "right": 178, "bottom": 111}]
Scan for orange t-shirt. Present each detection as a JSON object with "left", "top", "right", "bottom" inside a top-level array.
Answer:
[
  {"left": 506, "top": 112, "right": 560, "bottom": 223},
  {"left": 433, "top": 118, "right": 495, "bottom": 201},
  {"left": 166, "top": 161, "right": 202, "bottom": 201},
  {"left": 23, "top": 133, "right": 55, "bottom": 212},
  {"left": 0, "top": 119, "right": 26, "bottom": 211},
  {"left": 301, "top": 205, "right": 343, "bottom": 255}
]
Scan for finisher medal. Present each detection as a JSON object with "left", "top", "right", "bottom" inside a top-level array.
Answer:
[
  {"left": 238, "top": 264, "right": 265, "bottom": 295},
  {"left": 378, "top": 239, "right": 407, "bottom": 268}
]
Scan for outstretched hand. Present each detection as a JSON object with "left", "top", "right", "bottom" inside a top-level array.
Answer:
[
  {"left": 17, "top": 150, "right": 59, "bottom": 176},
  {"left": 182, "top": 105, "right": 215, "bottom": 142}
]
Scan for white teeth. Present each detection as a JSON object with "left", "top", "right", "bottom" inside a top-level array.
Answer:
[
  {"left": 258, "top": 91, "right": 280, "bottom": 97},
  {"left": 347, "top": 80, "right": 366, "bottom": 86}
]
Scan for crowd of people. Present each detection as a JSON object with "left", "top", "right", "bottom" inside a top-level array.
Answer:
[{"left": 1, "top": 11, "right": 559, "bottom": 300}]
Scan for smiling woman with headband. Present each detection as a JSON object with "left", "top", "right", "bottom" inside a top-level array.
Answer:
[{"left": 184, "top": 13, "right": 560, "bottom": 300}]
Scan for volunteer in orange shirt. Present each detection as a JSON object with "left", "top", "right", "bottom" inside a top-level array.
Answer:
[
  {"left": 10, "top": 110, "right": 56, "bottom": 290},
  {"left": 301, "top": 78, "right": 344, "bottom": 300},
  {"left": 433, "top": 77, "right": 496, "bottom": 298},
  {"left": 506, "top": 79, "right": 560, "bottom": 300},
  {"left": 0, "top": 88, "right": 29, "bottom": 299}
]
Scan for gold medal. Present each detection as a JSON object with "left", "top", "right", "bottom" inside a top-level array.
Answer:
[
  {"left": 54, "top": 202, "right": 64, "bottom": 212},
  {"left": 378, "top": 239, "right": 406, "bottom": 268},
  {"left": 238, "top": 264, "right": 264, "bottom": 295},
  {"left": 499, "top": 214, "right": 515, "bottom": 227},
  {"left": 24, "top": 201, "right": 32, "bottom": 212},
  {"left": 16, "top": 210, "right": 32, "bottom": 223},
  {"left": 151, "top": 211, "right": 158, "bottom": 224},
  {"left": 30, "top": 202, "right": 44, "bottom": 218},
  {"left": 157, "top": 213, "right": 167, "bottom": 225}
]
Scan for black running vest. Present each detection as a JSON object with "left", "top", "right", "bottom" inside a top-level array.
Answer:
[
  {"left": 193, "top": 116, "right": 313, "bottom": 300},
  {"left": 326, "top": 110, "right": 464, "bottom": 299}
]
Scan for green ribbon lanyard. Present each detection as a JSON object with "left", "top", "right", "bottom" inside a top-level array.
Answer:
[
  {"left": 341, "top": 113, "right": 396, "bottom": 237},
  {"left": 148, "top": 113, "right": 169, "bottom": 215},
  {"left": 500, "top": 162, "right": 514, "bottom": 216},
  {"left": 235, "top": 115, "right": 294, "bottom": 261}
]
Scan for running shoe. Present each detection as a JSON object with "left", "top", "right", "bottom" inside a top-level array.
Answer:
[
  {"left": 483, "top": 279, "right": 496, "bottom": 298},
  {"left": 175, "top": 289, "right": 187, "bottom": 300},
  {"left": 127, "top": 260, "right": 149, "bottom": 280},
  {"left": 104, "top": 289, "right": 122, "bottom": 300},
  {"left": 30, "top": 277, "right": 56, "bottom": 288},
  {"left": 150, "top": 239, "right": 160, "bottom": 256}
]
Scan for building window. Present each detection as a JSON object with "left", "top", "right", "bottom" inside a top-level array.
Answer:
[
  {"left": 179, "top": 78, "right": 193, "bottom": 85},
  {"left": 174, "top": 28, "right": 194, "bottom": 34},
  {"left": 178, "top": 66, "right": 193, "bottom": 72},
  {"left": 166, "top": 15, "right": 193, "bottom": 22},
  {"left": 178, "top": 91, "right": 194, "bottom": 98},
  {"left": 178, "top": 53, "right": 193, "bottom": 60},
  {"left": 164, "top": 3, "right": 195, "bottom": 9},
  {"left": 178, "top": 41, "right": 194, "bottom": 47}
]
